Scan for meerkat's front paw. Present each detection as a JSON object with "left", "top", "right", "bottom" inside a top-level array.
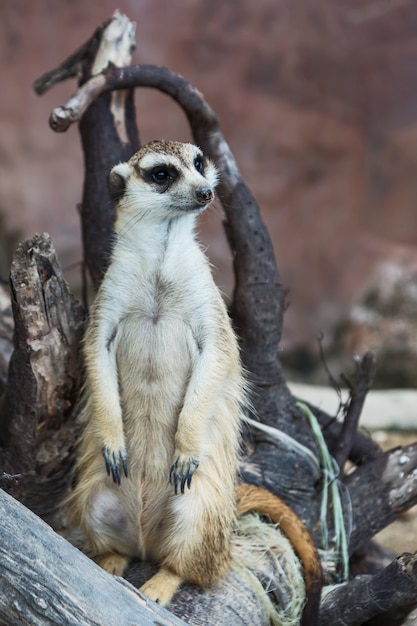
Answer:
[
  {"left": 169, "top": 452, "right": 199, "bottom": 494},
  {"left": 140, "top": 568, "right": 183, "bottom": 606},
  {"left": 102, "top": 444, "right": 128, "bottom": 485},
  {"left": 96, "top": 553, "right": 129, "bottom": 576}
]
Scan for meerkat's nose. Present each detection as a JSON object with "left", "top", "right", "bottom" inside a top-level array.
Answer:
[{"left": 196, "top": 188, "right": 214, "bottom": 205}]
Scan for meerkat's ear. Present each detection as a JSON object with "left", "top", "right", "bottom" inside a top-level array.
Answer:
[{"left": 108, "top": 162, "right": 133, "bottom": 204}]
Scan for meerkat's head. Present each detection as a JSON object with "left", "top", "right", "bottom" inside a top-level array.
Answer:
[{"left": 108, "top": 140, "right": 218, "bottom": 223}]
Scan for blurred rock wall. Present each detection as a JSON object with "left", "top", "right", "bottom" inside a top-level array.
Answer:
[{"left": 1, "top": 0, "right": 417, "bottom": 359}]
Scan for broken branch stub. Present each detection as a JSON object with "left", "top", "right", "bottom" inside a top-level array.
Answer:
[
  {"left": 319, "top": 552, "right": 417, "bottom": 626},
  {"left": 78, "top": 12, "right": 140, "bottom": 290},
  {"left": 35, "top": 11, "right": 140, "bottom": 290},
  {"left": 1, "top": 233, "right": 84, "bottom": 520}
]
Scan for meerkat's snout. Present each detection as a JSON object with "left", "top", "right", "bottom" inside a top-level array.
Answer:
[{"left": 195, "top": 187, "right": 214, "bottom": 205}]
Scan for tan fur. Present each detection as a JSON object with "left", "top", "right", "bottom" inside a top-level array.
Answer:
[
  {"left": 67, "top": 140, "right": 242, "bottom": 604},
  {"left": 66, "top": 141, "right": 322, "bottom": 622}
]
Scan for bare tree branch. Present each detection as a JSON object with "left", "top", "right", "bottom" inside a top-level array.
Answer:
[
  {"left": 345, "top": 443, "right": 417, "bottom": 554},
  {"left": 334, "top": 352, "right": 376, "bottom": 469},
  {"left": 319, "top": 552, "right": 417, "bottom": 626}
]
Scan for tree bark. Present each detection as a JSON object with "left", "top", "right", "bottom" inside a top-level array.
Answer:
[
  {"left": 319, "top": 552, "right": 417, "bottom": 626},
  {"left": 0, "top": 488, "right": 186, "bottom": 626},
  {"left": 35, "top": 10, "right": 140, "bottom": 291},
  {"left": 0, "top": 233, "right": 84, "bottom": 522},
  {"left": 345, "top": 443, "right": 417, "bottom": 555}
]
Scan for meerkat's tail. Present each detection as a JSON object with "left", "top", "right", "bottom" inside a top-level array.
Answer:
[{"left": 236, "top": 483, "right": 323, "bottom": 626}]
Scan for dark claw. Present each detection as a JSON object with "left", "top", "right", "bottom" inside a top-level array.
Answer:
[
  {"left": 102, "top": 446, "right": 128, "bottom": 485},
  {"left": 103, "top": 446, "right": 112, "bottom": 476},
  {"left": 175, "top": 473, "right": 181, "bottom": 495},
  {"left": 169, "top": 456, "right": 178, "bottom": 485},
  {"left": 111, "top": 458, "right": 121, "bottom": 485},
  {"left": 169, "top": 457, "right": 199, "bottom": 495}
]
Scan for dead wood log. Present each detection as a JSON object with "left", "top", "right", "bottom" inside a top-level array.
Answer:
[
  {"left": 319, "top": 552, "right": 417, "bottom": 626},
  {"left": 0, "top": 482, "right": 312, "bottom": 626},
  {"left": 345, "top": 442, "right": 417, "bottom": 555},
  {"left": 0, "top": 488, "right": 186, "bottom": 626},
  {"left": 0, "top": 233, "right": 84, "bottom": 523}
]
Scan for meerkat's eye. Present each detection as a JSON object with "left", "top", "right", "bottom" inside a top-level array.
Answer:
[
  {"left": 146, "top": 164, "right": 179, "bottom": 187},
  {"left": 151, "top": 166, "right": 170, "bottom": 183},
  {"left": 194, "top": 156, "right": 205, "bottom": 174}
]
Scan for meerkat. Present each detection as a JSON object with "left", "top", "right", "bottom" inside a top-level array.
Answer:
[{"left": 67, "top": 140, "right": 322, "bottom": 624}]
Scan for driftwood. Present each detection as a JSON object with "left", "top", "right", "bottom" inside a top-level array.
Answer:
[
  {"left": 1, "top": 10, "right": 417, "bottom": 626},
  {"left": 0, "top": 488, "right": 186, "bottom": 626}
]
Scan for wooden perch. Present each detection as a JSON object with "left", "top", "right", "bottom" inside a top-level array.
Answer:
[
  {"left": 0, "top": 485, "right": 311, "bottom": 626},
  {"left": 0, "top": 488, "right": 186, "bottom": 626},
  {"left": 2, "top": 478, "right": 417, "bottom": 626}
]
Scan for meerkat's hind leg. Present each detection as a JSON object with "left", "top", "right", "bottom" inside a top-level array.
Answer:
[
  {"left": 96, "top": 553, "right": 130, "bottom": 577},
  {"left": 140, "top": 568, "right": 183, "bottom": 606}
]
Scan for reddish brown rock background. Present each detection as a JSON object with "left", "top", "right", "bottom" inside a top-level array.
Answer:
[{"left": 1, "top": 0, "right": 417, "bottom": 377}]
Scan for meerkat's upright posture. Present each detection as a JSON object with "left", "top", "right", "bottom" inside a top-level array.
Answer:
[
  {"left": 67, "top": 140, "right": 322, "bottom": 622},
  {"left": 68, "top": 140, "right": 243, "bottom": 604}
]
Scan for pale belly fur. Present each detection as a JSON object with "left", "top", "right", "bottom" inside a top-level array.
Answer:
[
  {"left": 104, "top": 311, "right": 196, "bottom": 552},
  {"left": 117, "top": 311, "right": 194, "bottom": 474}
]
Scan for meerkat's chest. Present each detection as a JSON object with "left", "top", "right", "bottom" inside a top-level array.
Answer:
[{"left": 113, "top": 273, "right": 202, "bottom": 384}]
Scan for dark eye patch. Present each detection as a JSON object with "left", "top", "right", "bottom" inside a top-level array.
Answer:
[{"left": 142, "top": 165, "right": 179, "bottom": 188}]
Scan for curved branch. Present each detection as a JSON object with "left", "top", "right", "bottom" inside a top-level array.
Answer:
[
  {"left": 37, "top": 13, "right": 140, "bottom": 291},
  {"left": 47, "top": 63, "right": 286, "bottom": 426}
]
